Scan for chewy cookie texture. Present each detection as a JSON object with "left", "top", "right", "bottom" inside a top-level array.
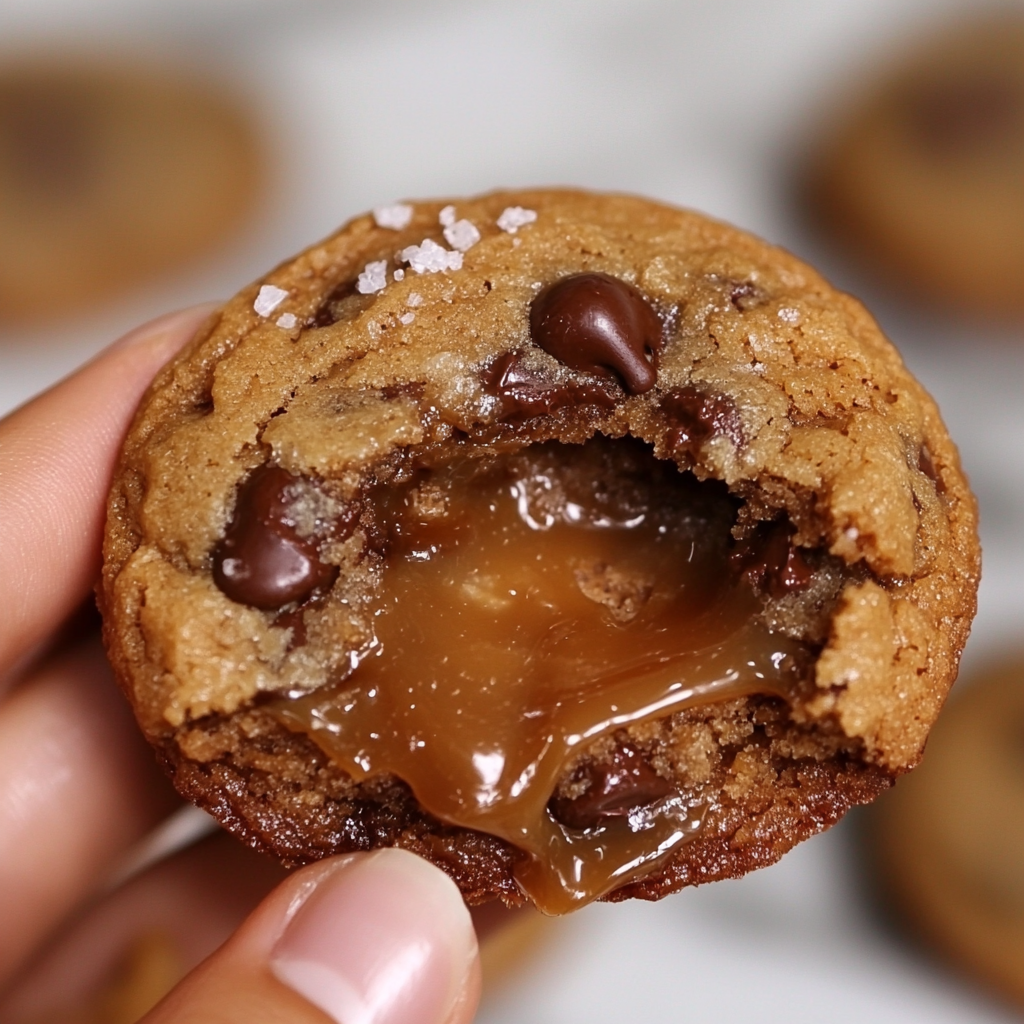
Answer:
[{"left": 101, "top": 190, "right": 979, "bottom": 913}]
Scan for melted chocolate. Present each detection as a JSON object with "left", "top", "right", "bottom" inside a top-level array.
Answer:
[
  {"left": 481, "top": 351, "right": 617, "bottom": 421},
  {"left": 529, "top": 273, "right": 660, "bottom": 394},
  {"left": 212, "top": 466, "right": 339, "bottom": 610},
  {"left": 549, "top": 742, "right": 675, "bottom": 830},
  {"left": 733, "top": 522, "right": 813, "bottom": 598},
  {"left": 661, "top": 386, "right": 744, "bottom": 455}
]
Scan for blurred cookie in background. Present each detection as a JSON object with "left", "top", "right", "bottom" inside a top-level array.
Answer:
[
  {"left": 869, "top": 655, "right": 1024, "bottom": 1010},
  {"left": 802, "top": 13, "right": 1024, "bottom": 321},
  {"left": 0, "top": 55, "right": 266, "bottom": 325}
]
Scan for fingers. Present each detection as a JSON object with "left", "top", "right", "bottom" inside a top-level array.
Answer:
[
  {"left": 1, "top": 832, "right": 286, "bottom": 1021},
  {"left": 0, "top": 304, "right": 217, "bottom": 682},
  {"left": 0, "top": 635, "right": 179, "bottom": 984},
  {"left": 146, "top": 849, "right": 481, "bottom": 1024}
]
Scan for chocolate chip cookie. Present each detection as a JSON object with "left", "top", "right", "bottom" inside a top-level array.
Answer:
[
  {"left": 0, "top": 55, "right": 264, "bottom": 324},
  {"left": 803, "top": 13, "right": 1024, "bottom": 319},
  {"left": 101, "top": 189, "right": 980, "bottom": 913},
  {"left": 870, "top": 656, "right": 1024, "bottom": 1008}
]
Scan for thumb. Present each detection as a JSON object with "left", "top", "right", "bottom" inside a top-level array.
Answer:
[{"left": 144, "top": 848, "right": 481, "bottom": 1024}]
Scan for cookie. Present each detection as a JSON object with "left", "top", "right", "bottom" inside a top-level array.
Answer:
[
  {"left": 803, "top": 13, "right": 1024, "bottom": 319},
  {"left": 100, "top": 189, "right": 979, "bottom": 914},
  {"left": 0, "top": 55, "right": 264, "bottom": 324},
  {"left": 870, "top": 657, "right": 1024, "bottom": 1008}
]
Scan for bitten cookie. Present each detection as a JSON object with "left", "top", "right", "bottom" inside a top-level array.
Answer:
[
  {"left": 870, "top": 657, "right": 1024, "bottom": 1009},
  {"left": 803, "top": 13, "right": 1024, "bottom": 319},
  {"left": 0, "top": 55, "right": 264, "bottom": 324},
  {"left": 100, "top": 189, "right": 979, "bottom": 913}
]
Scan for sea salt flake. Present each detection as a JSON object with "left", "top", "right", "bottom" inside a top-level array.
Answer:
[
  {"left": 373, "top": 203, "right": 413, "bottom": 230},
  {"left": 497, "top": 206, "right": 537, "bottom": 233},
  {"left": 399, "top": 312, "right": 416, "bottom": 325},
  {"left": 438, "top": 205, "right": 456, "bottom": 227},
  {"left": 778, "top": 307, "right": 801, "bottom": 324},
  {"left": 407, "top": 292, "right": 423, "bottom": 307},
  {"left": 400, "top": 238, "right": 463, "bottom": 274},
  {"left": 393, "top": 268, "right": 405, "bottom": 281},
  {"left": 254, "top": 284, "right": 288, "bottom": 317},
  {"left": 356, "top": 260, "right": 388, "bottom": 294},
  {"left": 276, "top": 312, "right": 298, "bottom": 329},
  {"left": 444, "top": 219, "right": 481, "bottom": 252}
]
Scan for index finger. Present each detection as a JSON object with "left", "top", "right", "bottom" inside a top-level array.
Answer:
[{"left": 0, "top": 305, "right": 218, "bottom": 683}]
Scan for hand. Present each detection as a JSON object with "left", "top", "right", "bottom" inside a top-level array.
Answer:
[{"left": 0, "top": 308, "right": 482, "bottom": 1024}]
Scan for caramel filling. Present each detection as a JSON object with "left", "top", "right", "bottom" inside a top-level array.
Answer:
[{"left": 272, "top": 439, "right": 808, "bottom": 914}]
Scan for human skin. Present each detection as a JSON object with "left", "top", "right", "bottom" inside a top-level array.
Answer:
[{"left": 0, "top": 307, "right": 482, "bottom": 1024}]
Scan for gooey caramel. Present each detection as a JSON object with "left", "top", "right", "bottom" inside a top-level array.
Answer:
[{"left": 272, "top": 438, "right": 807, "bottom": 914}]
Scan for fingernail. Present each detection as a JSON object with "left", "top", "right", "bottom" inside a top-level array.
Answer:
[{"left": 270, "top": 849, "right": 479, "bottom": 1024}]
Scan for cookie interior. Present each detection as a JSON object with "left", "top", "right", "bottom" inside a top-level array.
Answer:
[{"left": 269, "top": 435, "right": 834, "bottom": 912}]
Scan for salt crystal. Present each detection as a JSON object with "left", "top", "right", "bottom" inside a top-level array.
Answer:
[
  {"left": 778, "top": 307, "right": 801, "bottom": 324},
  {"left": 399, "top": 312, "right": 416, "bottom": 325},
  {"left": 254, "top": 284, "right": 288, "bottom": 317},
  {"left": 400, "top": 238, "right": 463, "bottom": 274},
  {"left": 438, "top": 205, "right": 456, "bottom": 227},
  {"left": 276, "top": 312, "right": 298, "bottom": 329},
  {"left": 497, "top": 206, "right": 537, "bottom": 234},
  {"left": 444, "top": 219, "right": 481, "bottom": 252},
  {"left": 394, "top": 268, "right": 405, "bottom": 281},
  {"left": 407, "top": 292, "right": 423, "bottom": 307},
  {"left": 373, "top": 203, "right": 413, "bottom": 230},
  {"left": 356, "top": 260, "right": 388, "bottom": 294}
]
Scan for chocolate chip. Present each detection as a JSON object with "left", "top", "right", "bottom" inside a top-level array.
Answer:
[
  {"left": 908, "top": 76, "right": 1022, "bottom": 156},
  {"left": 481, "top": 351, "right": 617, "bottom": 422},
  {"left": 213, "top": 466, "right": 339, "bottom": 610},
  {"left": 732, "top": 522, "right": 813, "bottom": 598},
  {"left": 548, "top": 742, "right": 675, "bottom": 831},
  {"left": 661, "top": 386, "right": 743, "bottom": 455},
  {"left": 529, "top": 273, "right": 660, "bottom": 394}
]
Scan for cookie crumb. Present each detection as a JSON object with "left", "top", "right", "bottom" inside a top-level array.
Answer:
[
  {"left": 254, "top": 284, "right": 288, "bottom": 317},
  {"left": 444, "top": 219, "right": 481, "bottom": 252},
  {"left": 356, "top": 260, "right": 388, "bottom": 294},
  {"left": 276, "top": 313, "right": 298, "bottom": 329},
  {"left": 399, "top": 312, "right": 416, "bottom": 325},
  {"left": 373, "top": 204, "right": 413, "bottom": 230},
  {"left": 497, "top": 206, "right": 537, "bottom": 233},
  {"left": 400, "top": 239, "right": 463, "bottom": 274},
  {"left": 439, "top": 205, "right": 457, "bottom": 227}
]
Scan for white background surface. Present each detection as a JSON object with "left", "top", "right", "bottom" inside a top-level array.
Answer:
[{"left": 2, "top": 2, "right": 1022, "bottom": 1020}]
